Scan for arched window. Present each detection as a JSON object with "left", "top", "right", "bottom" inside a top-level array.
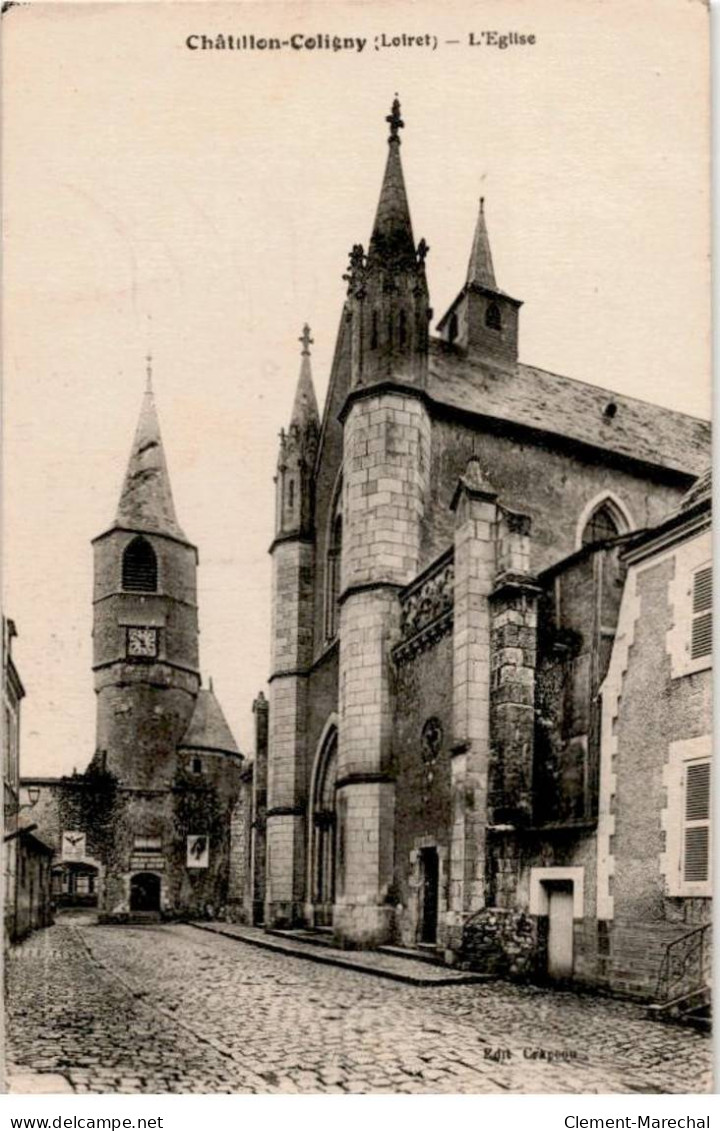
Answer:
[
  {"left": 122, "top": 536, "right": 157, "bottom": 592},
  {"left": 325, "top": 512, "right": 342, "bottom": 642},
  {"left": 370, "top": 310, "right": 379, "bottom": 350},
  {"left": 486, "top": 302, "right": 502, "bottom": 331},
  {"left": 581, "top": 504, "right": 620, "bottom": 547},
  {"left": 399, "top": 309, "right": 407, "bottom": 346},
  {"left": 288, "top": 479, "right": 295, "bottom": 510},
  {"left": 448, "top": 312, "right": 459, "bottom": 344}
]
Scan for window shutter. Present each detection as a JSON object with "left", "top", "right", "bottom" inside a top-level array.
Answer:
[
  {"left": 683, "top": 827, "right": 709, "bottom": 882},
  {"left": 690, "top": 566, "right": 712, "bottom": 659},
  {"left": 693, "top": 567, "right": 712, "bottom": 613},
  {"left": 682, "top": 760, "right": 711, "bottom": 884},
  {"left": 685, "top": 761, "right": 710, "bottom": 821}
]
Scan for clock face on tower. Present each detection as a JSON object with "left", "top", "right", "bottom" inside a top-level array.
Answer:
[{"left": 126, "top": 626, "right": 158, "bottom": 658}]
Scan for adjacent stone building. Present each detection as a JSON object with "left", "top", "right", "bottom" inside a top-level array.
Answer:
[
  {"left": 246, "top": 99, "right": 711, "bottom": 993},
  {"left": 596, "top": 471, "right": 712, "bottom": 1006},
  {"left": 22, "top": 376, "right": 243, "bottom": 920},
  {"left": 4, "top": 618, "right": 53, "bottom": 944}
]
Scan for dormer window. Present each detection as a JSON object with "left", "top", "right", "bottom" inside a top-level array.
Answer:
[
  {"left": 448, "top": 312, "right": 459, "bottom": 344},
  {"left": 485, "top": 302, "right": 502, "bottom": 331},
  {"left": 122, "top": 536, "right": 158, "bottom": 593}
]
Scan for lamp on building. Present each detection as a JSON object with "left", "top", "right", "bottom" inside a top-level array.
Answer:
[{"left": 19, "top": 786, "right": 40, "bottom": 810}]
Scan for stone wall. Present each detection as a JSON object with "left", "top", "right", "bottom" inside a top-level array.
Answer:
[
  {"left": 93, "top": 529, "right": 200, "bottom": 789},
  {"left": 392, "top": 631, "right": 454, "bottom": 947},
  {"left": 461, "top": 906, "right": 538, "bottom": 977},
  {"left": 599, "top": 528, "right": 712, "bottom": 998},
  {"left": 421, "top": 416, "right": 688, "bottom": 577}
]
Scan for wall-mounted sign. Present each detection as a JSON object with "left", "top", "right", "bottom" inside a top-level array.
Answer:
[
  {"left": 62, "top": 831, "right": 86, "bottom": 860},
  {"left": 186, "top": 834, "right": 209, "bottom": 869}
]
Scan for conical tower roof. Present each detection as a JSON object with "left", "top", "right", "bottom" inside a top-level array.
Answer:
[
  {"left": 179, "top": 684, "right": 241, "bottom": 756},
  {"left": 467, "top": 197, "right": 497, "bottom": 289},
  {"left": 115, "top": 365, "right": 187, "bottom": 541},
  {"left": 368, "top": 97, "right": 416, "bottom": 269},
  {"left": 289, "top": 325, "right": 320, "bottom": 431}
]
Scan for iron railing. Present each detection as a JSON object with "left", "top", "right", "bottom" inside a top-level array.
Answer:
[{"left": 656, "top": 922, "right": 712, "bottom": 1003}]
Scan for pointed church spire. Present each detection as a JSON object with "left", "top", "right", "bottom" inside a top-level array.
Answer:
[
  {"left": 467, "top": 197, "right": 497, "bottom": 289},
  {"left": 115, "top": 373, "right": 187, "bottom": 541},
  {"left": 289, "top": 324, "right": 320, "bottom": 432},
  {"left": 368, "top": 96, "right": 416, "bottom": 269}
]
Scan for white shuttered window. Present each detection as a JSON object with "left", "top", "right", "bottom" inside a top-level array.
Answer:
[
  {"left": 690, "top": 565, "right": 712, "bottom": 661},
  {"left": 682, "top": 760, "right": 711, "bottom": 885}
]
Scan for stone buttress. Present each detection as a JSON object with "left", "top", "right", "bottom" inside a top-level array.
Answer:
[
  {"left": 266, "top": 328, "right": 320, "bottom": 925},
  {"left": 335, "top": 100, "right": 432, "bottom": 946}
]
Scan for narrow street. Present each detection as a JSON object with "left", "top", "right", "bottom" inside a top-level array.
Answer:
[{"left": 6, "top": 915, "right": 712, "bottom": 1094}]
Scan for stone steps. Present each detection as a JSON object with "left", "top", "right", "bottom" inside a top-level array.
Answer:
[{"left": 191, "top": 921, "right": 493, "bottom": 987}]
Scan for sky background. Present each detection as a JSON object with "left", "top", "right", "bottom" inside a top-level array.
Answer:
[{"left": 3, "top": 0, "right": 710, "bottom": 776}]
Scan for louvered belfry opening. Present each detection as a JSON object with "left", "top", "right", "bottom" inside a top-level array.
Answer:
[
  {"left": 122, "top": 536, "right": 158, "bottom": 592},
  {"left": 691, "top": 565, "right": 712, "bottom": 660}
]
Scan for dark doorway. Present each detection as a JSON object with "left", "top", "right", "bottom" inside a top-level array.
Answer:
[
  {"left": 314, "top": 813, "right": 336, "bottom": 928},
  {"left": 419, "top": 847, "right": 439, "bottom": 944},
  {"left": 130, "top": 872, "right": 161, "bottom": 913},
  {"left": 311, "top": 728, "right": 338, "bottom": 929}
]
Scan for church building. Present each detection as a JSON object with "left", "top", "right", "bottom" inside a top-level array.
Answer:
[
  {"left": 22, "top": 375, "right": 243, "bottom": 920},
  {"left": 244, "top": 98, "right": 710, "bottom": 988}
]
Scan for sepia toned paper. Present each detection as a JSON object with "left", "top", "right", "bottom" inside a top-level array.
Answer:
[{"left": 3, "top": 0, "right": 712, "bottom": 1097}]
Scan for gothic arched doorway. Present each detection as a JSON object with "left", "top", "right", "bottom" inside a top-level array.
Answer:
[
  {"left": 311, "top": 728, "right": 338, "bottom": 927},
  {"left": 130, "top": 872, "right": 161, "bottom": 913}
]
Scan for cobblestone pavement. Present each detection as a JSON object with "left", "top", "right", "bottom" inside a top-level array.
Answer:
[{"left": 6, "top": 919, "right": 712, "bottom": 1095}]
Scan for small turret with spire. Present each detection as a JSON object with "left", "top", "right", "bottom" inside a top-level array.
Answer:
[
  {"left": 343, "top": 96, "right": 431, "bottom": 390},
  {"left": 437, "top": 196, "right": 522, "bottom": 366},
  {"left": 275, "top": 325, "right": 320, "bottom": 537}
]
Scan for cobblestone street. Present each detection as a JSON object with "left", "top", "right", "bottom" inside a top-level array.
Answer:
[{"left": 6, "top": 917, "right": 712, "bottom": 1094}]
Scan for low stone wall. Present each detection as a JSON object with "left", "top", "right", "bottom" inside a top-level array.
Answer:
[{"left": 460, "top": 907, "right": 539, "bottom": 978}]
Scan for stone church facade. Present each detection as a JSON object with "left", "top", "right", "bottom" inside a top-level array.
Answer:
[
  {"left": 23, "top": 378, "right": 243, "bottom": 920},
  {"left": 243, "top": 99, "right": 710, "bottom": 989}
]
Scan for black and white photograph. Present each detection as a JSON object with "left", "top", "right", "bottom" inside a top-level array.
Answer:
[{"left": 2, "top": 0, "right": 712, "bottom": 1098}]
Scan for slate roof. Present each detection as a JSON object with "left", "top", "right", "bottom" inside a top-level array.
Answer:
[
  {"left": 115, "top": 382, "right": 187, "bottom": 541},
  {"left": 368, "top": 103, "right": 417, "bottom": 270},
  {"left": 428, "top": 342, "right": 710, "bottom": 477},
  {"left": 677, "top": 467, "right": 711, "bottom": 512},
  {"left": 289, "top": 339, "right": 320, "bottom": 433},
  {"left": 466, "top": 198, "right": 497, "bottom": 290},
  {"left": 179, "top": 688, "right": 241, "bottom": 757}
]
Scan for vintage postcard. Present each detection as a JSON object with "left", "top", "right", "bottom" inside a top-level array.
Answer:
[{"left": 2, "top": 0, "right": 712, "bottom": 1096}]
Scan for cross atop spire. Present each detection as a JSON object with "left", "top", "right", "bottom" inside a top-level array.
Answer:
[
  {"left": 386, "top": 95, "right": 404, "bottom": 144},
  {"left": 299, "top": 324, "right": 314, "bottom": 356}
]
